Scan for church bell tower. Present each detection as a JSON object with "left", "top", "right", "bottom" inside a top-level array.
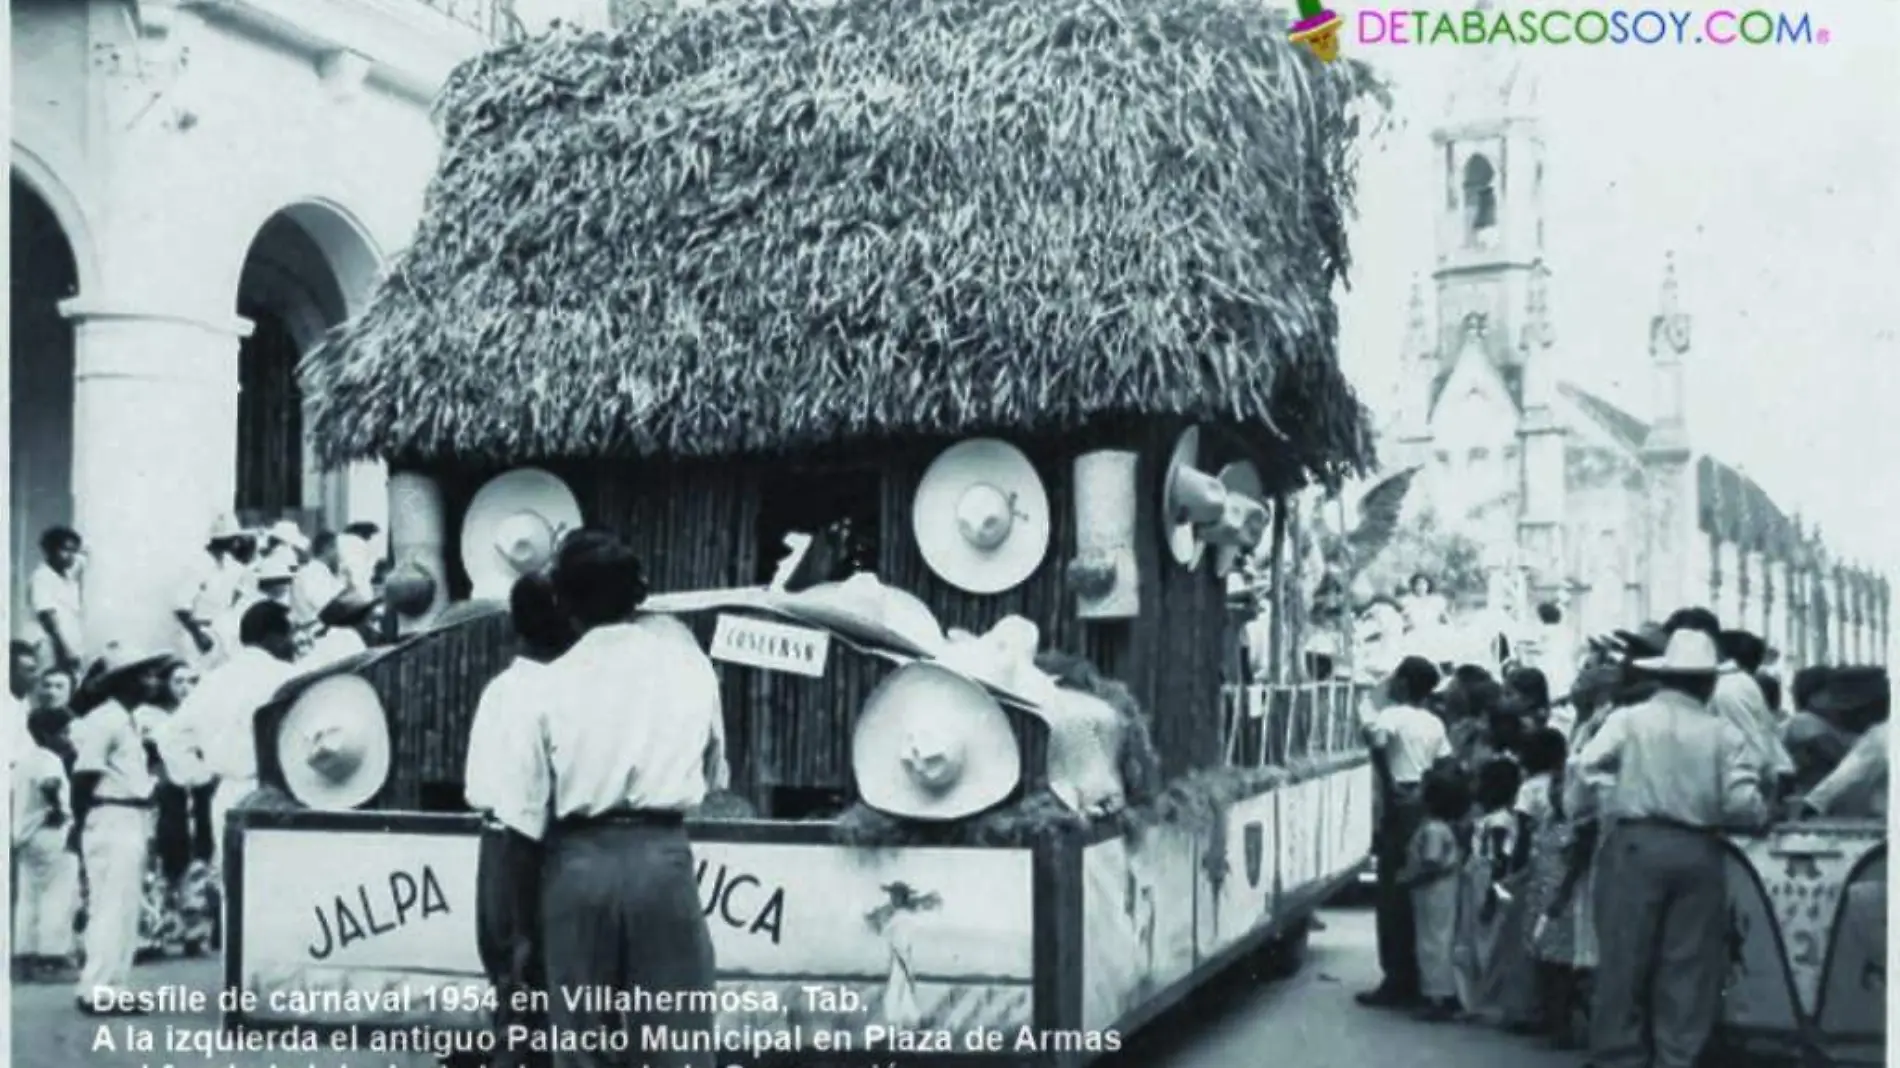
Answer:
[{"left": 1429, "top": 37, "right": 1546, "bottom": 392}]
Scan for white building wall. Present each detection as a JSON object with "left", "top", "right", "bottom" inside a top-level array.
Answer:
[{"left": 8, "top": 0, "right": 630, "bottom": 654}]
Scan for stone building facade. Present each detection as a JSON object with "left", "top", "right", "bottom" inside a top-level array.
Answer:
[
  {"left": 1384, "top": 54, "right": 1887, "bottom": 667},
  {"left": 9, "top": 0, "right": 610, "bottom": 654}
]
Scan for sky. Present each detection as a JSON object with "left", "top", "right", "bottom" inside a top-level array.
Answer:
[{"left": 1332, "top": 2, "right": 1900, "bottom": 573}]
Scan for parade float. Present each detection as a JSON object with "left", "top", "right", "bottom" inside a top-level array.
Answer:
[
  {"left": 225, "top": 2, "right": 1384, "bottom": 1059},
  {"left": 207, "top": 2, "right": 1854, "bottom": 1065}
]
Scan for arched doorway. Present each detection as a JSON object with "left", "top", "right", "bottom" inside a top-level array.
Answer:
[
  {"left": 233, "top": 204, "right": 379, "bottom": 529},
  {"left": 10, "top": 175, "right": 80, "bottom": 631}
]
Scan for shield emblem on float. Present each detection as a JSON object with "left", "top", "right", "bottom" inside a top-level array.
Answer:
[{"left": 1244, "top": 822, "right": 1264, "bottom": 889}]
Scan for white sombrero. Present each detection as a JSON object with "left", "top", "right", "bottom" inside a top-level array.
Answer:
[
  {"left": 771, "top": 573, "right": 947, "bottom": 659},
  {"left": 935, "top": 616, "right": 1060, "bottom": 710},
  {"left": 276, "top": 674, "right": 392, "bottom": 811},
  {"left": 461, "top": 468, "right": 583, "bottom": 601},
  {"left": 852, "top": 662, "right": 1022, "bottom": 821},
  {"left": 1631, "top": 628, "right": 1724, "bottom": 677},
  {"left": 912, "top": 439, "right": 1051, "bottom": 595}
]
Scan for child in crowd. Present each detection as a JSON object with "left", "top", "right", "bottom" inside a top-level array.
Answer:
[
  {"left": 1455, "top": 756, "right": 1528, "bottom": 1022},
  {"left": 1401, "top": 768, "right": 1470, "bottom": 1021},
  {"left": 1521, "top": 722, "right": 1595, "bottom": 1048},
  {"left": 12, "top": 708, "right": 79, "bottom": 982}
]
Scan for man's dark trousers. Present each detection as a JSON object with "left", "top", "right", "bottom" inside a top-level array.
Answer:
[
  {"left": 477, "top": 825, "right": 549, "bottom": 1068},
  {"left": 1373, "top": 782, "right": 1423, "bottom": 998}
]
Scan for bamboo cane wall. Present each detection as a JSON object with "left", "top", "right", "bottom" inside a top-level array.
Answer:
[{"left": 367, "top": 420, "right": 1274, "bottom": 812}]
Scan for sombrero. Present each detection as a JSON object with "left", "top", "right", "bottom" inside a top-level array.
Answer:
[
  {"left": 89, "top": 642, "right": 173, "bottom": 690},
  {"left": 770, "top": 574, "right": 946, "bottom": 659},
  {"left": 934, "top": 616, "right": 1059, "bottom": 711},
  {"left": 461, "top": 468, "right": 583, "bottom": 601},
  {"left": 275, "top": 674, "right": 392, "bottom": 811},
  {"left": 1630, "top": 629, "right": 1723, "bottom": 677},
  {"left": 852, "top": 662, "right": 1022, "bottom": 821},
  {"left": 912, "top": 439, "right": 1051, "bottom": 595}
]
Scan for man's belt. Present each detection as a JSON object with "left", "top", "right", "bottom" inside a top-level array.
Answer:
[
  {"left": 552, "top": 808, "right": 686, "bottom": 835},
  {"left": 93, "top": 796, "right": 155, "bottom": 809},
  {"left": 1618, "top": 815, "right": 1717, "bottom": 836}
]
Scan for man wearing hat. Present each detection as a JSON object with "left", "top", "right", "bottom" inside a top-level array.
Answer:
[
  {"left": 174, "top": 515, "right": 257, "bottom": 667},
  {"left": 1355, "top": 655, "right": 1452, "bottom": 1010},
  {"left": 529, "top": 530, "right": 725, "bottom": 1067},
  {"left": 67, "top": 643, "right": 171, "bottom": 1011},
  {"left": 164, "top": 602, "right": 299, "bottom": 867},
  {"left": 1575, "top": 608, "right": 1771, "bottom": 1068},
  {"left": 465, "top": 573, "right": 575, "bottom": 1068}
]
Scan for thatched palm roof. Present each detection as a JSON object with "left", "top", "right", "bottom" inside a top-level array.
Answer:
[{"left": 305, "top": 0, "right": 1382, "bottom": 479}]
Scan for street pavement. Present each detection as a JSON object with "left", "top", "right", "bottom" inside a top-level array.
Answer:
[
  {"left": 6, "top": 908, "right": 1573, "bottom": 1068},
  {"left": 1108, "top": 907, "right": 1579, "bottom": 1068}
]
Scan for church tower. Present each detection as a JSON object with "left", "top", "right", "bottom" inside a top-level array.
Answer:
[{"left": 1428, "top": 38, "right": 1546, "bottom": 395}]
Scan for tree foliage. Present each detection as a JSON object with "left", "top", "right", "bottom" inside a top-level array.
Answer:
[{"left": 1355, "top": 507, "right": 1488, "bottom": 604}]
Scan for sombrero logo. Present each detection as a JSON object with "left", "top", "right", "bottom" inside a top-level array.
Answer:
[{"left": 1291, "top": 0, "right": 1346, "bottom": 61}]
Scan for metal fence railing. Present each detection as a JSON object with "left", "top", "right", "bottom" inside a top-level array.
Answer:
[{"left": 1218, "top": 681, "right": 1369, "bottom": 769}]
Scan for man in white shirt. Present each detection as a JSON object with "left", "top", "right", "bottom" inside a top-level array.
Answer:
[
  {"left": 175, "top": 518, "right": 256, "bottom": 667},
  {"left": 337, "top": 522, "right": 383, "bottom": 602},
  {"left": 466, "top": 573, "right": 574, "bottom": 1068},
  {"left": 1356, "top": 654, "right": 1452, "bottom": 1010},
  {"left": 293, "top": 531, "right": 347, "bottom": 628},
  {"left": 68, "top": 645, "right": 170, "bottom": 1012},
  {"left": 528, "top": 531, "right": 726, "bottom": 1068},
  {"left": 28, "top": 526, "right": 86, "bottom": 673},
  {"left": 1712, "top": 630, "right": 1795, "bottom": 798},
  {"left": 163, "top": 602, "right": 298, "bottom": 868}
]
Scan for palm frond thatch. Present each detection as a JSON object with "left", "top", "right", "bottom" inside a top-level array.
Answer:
[{"left": 304, "top": 0, "right": 1385, "bottom": 473}]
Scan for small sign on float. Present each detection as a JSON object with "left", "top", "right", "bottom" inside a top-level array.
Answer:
[{"left": 710, "top": 614, "right": 832, "bottom": 678}]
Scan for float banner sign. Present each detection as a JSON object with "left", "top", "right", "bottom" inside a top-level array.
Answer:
[{"left": 238, "top": 824, "right": 1036, "bottom": 1033}]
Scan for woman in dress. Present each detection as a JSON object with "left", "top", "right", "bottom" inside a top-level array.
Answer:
[{"left": 1452, "top": 756, "right": 1525, "bottom": 1023}]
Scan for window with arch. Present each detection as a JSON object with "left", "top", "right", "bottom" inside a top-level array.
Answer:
[{"left": 1463, "top": 154, "right": 1498, "bottom": 243}]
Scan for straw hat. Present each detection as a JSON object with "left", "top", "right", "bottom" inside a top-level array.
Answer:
[
  {"left": 912, "top": 439, "right": 1051, "bottom": 594},
  {"left": 772, "top": 574, "right": 946, "bottom": 659},
  {"left": 852, "top": 662, "right": 1022, "bottom": 821},
  {"left": 1631, "top": 628, "right": 1723, "bottom": 676},
  {"left": 1161, "top": 427, "right": 1224, "bottom": 568},
  {"left": 276, "top": 674, "right": 392, "bottom": 811},
  {"left": 461, "top": 468, "right": 583, "bottom": 600},
  {"left": 1069, "top": 450, "right": 1140, "bottom": 620},
  {"left": 935, "top": 616, "right": 1060, "bottom": 710},
  {"left": 1212, "top": 461, "right": 1268, "bottom": 574}
]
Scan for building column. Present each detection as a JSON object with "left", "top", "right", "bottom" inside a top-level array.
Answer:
[{"left": 62, "top": 300, "right": 251, "bottom": 655}]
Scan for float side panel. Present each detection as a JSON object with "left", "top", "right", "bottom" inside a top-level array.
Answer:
[
  {"left": 232, "top": 815, "right": 1036, "bottom": 1041},
  {"left": 1078, "top": 826, "right": 1200, "bottom": 1034}
]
